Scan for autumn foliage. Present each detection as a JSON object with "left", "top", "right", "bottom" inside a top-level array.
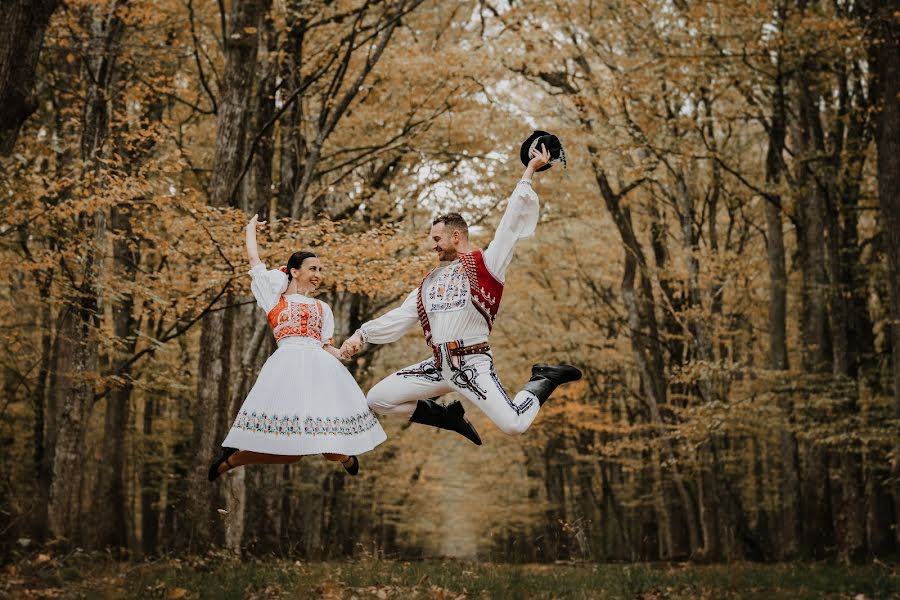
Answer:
[{"left": 0, "top": 0, "right": 898, "bottom": 563}]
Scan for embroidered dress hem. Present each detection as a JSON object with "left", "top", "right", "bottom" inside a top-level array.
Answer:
[{"left": 222, "top": 422, "right": 386, "bottom": 456}]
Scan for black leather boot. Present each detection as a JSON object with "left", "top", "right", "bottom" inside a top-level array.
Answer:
[
  {"left": 522, "top": 363, "right": 582, "bottom": 405},
  {"left": 408, "top": 399, "right": 482, "bottom": 445}
]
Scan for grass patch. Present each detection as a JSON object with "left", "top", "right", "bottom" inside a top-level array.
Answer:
[{"left": 2, "top": 553, "right": 896, "bottom": 599}]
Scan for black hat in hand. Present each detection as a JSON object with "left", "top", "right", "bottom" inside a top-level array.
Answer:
[{"left": 520, "top": 130, "right": 567, "bottom": 172}]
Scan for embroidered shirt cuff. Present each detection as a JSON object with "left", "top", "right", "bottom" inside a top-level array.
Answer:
[
  {"left": 357, "top": 327, "right": 369, "bottom": 343},
  {"left": 517, "top": 179, "right": 533, "bottom": 187}
]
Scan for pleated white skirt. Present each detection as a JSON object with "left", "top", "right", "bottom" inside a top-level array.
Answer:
[{"left": 221, "top": 337, "right": 386, "bottom": 455}]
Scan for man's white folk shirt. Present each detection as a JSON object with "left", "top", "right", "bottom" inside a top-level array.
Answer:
[{"left": 359, "top": 181, "right": 540, "bottom": 346}]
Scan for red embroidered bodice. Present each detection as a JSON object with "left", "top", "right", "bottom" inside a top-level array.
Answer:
[
  {"left": 416, "top": 249, "right": 504, "bottom": 346},
  {"left": 266, "top": 297, "right": 330, "bottom": 344}
]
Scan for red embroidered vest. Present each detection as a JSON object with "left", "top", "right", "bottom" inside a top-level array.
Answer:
[
  {"left": 266, "top": 297, "right": 333, "bottom": 345},
  {"left": 416, "top": 249, "right": 504, "bottom": 346}
]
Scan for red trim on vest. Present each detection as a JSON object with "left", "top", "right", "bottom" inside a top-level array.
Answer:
[
  {"left": 416, "top": 250, "right": 504, "bottom": 346},
  {"left": 415, "top": 273, "right": 433, "bottom": 346}
]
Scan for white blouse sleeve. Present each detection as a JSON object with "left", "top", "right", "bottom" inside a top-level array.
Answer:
[
  {"left": 248, "top": 263, "right": 288, "bottom": 313},
  {"left": 482, "top": 181, "right": 540, "bottom": 280},
  {"left": 359, "top": 288, "right": 420, "bottom": 344},
  {"left": 320, "top": 301, "right": 335, "bottom": 345}
]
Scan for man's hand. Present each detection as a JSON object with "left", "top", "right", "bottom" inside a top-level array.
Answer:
[
  {"left": 525, "top": 143, "right": 552, "bottom": 174},
  {"left": 340, "top": 331, "right": 364, "bottom": 359}
]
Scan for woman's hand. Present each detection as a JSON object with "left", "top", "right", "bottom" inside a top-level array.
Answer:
[
  {"left": 246, "top": 213, "right": 265, "bottom": 268},
  {"left": 324, "top": 345, "right": 345, "bottom": 361},
  {"left": 247, "top": 213, "right": 266, "bottom": 230}
]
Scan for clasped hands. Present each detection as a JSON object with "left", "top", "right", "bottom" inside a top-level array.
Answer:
[{"left": 338, "top": 331, "right": 364, "bottom": 360}]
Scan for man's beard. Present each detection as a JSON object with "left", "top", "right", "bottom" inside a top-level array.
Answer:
[{"left": 437, "top": 247, "right": 458, "bottom": 262}]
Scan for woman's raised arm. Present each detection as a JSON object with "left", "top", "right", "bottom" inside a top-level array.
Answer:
[{"left": 246, "top": 213, "right": 265, "bottom": 268}]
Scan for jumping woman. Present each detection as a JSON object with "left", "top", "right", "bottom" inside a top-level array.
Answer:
[{"left": 208, "top": 214, "right": 386, "bottom": 481}]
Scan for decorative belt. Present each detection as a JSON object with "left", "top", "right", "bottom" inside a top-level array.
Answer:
[{"left": 432, "top": 340, "right": 491, "bottom": 370}]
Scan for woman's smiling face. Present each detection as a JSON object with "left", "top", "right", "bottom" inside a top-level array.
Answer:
[{"left": 291, "top": 257, "right": 322, "bottom": 292}]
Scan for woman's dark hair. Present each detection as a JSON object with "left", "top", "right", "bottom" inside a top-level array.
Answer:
[{"left": 285, "top": 251, "right": 317, "bottom": 280}]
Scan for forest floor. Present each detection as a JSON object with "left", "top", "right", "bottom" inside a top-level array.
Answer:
[{"left": 1, "top": 552, "right": 897, "bottom": 599}]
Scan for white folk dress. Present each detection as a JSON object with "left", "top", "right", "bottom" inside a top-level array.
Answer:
[{"left": 221, "top": 263, "right": 386, "bottom": 455}]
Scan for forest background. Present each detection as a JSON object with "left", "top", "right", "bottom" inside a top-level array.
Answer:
[{"left": 0, "top": 0, "right": 899, "bottom": 567}]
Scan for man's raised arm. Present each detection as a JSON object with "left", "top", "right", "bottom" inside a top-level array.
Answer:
[{"left": 482, "top": 144, "right": 550, "bottom": 279}]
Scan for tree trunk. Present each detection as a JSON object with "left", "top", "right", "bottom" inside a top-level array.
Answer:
[
  {"left": 183, "top": 0, "right": 268, "bottom": 551},
  {"left": 276, "top": 3, "right": 306, "bottom": 219},
  {"left": 92, "top": 385, "right": 131, "bottom": 549},
  {"left": 762, "top": 72, "right": 802, "bottom": 558},
  {"left": 222, "top": 308, "right": 269, "bottom": 553},
  {"left": 140, "top": 393, "right": 161, "bottom": 556},
  {"left": 91, "top": 203, "right": 138, "bottom": 550},
  {"left": 764, "top": 67, "right": 789, "bottom": 371},
  {"left": 542, "top": 435, "right": 569, "bottom": 561},
  {"left": 765, "top": 200, "right": 789, "bottom": 366},
  {"left": 793, "top": 75, "right": 831, "bottom": 374},
  {"left": 46, "top": 301, "right": 98, "bottom": 543},
  {"left": 46, "top": 2, "right": 124, "bottom": 544},
  {"left": 777, "top": 397, "right": 801, "bottom": 559},
  {"left": 32, "top": 273, "right": 54, "bottom": 541},
  {"left": 868, "top": 0, "right": 900, "bottom": 549},
  {"left": 790, "top": 72, "right": 839, "bottom": 557},
  {"left": 0, "top": 0, "right": 61, "bottom": 154},
  {"left": 242, "top": 7, "right": 277, "bottom": 218}
]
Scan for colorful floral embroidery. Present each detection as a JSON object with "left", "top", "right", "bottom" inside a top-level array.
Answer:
[
  {"left": 427, "top": 263, "right": 468, "bottom": 312},
  {"left": 231, "top": 410, "right": 379, "bottom": 437},
  {"left": 266, "top": 297, "right": 325, "bottom": 342},
  {"left": 303, "top": 411, "right": 381, "bottom": 436}
]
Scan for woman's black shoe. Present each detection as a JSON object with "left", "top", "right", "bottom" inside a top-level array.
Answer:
[
  {"left": 342, "top": 455, "right": 359, "bottom": 476},
  {"left": 208, "top": 447, "right": 239, "bottom": 482}
]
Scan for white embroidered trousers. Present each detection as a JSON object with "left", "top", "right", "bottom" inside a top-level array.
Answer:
[{"left": 366, "top": 353, "right": 541, "bottom": 435}]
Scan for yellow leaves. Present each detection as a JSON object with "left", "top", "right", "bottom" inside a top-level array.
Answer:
[
  {"left": 166, "top": 588, "right": 189, "bottom": 599},
  {"left": 315, "top": 581, "right": 344, "bottom": 599}
]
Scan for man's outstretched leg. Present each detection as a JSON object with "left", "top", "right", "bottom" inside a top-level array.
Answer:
[
  {"left": 448, "top": 356, "right": 581, "bottom": 435},
  {"left": 366, "top": 358, "right": 482, "bottom": 445}
]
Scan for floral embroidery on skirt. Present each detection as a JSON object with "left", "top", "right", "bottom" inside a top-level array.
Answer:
[{"left": 232, "top": 409, "right": 379, "bottom": 437}]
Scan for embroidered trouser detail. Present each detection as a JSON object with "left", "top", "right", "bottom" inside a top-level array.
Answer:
[
  {"left": 397, "top": 360, "right": 443, "bottom": 382},
  {"left": 366, "top": 353, "right": 542, "bottom": 435},
  {"left": 489, "top": 366, "right": 533, "bottom": 415},
  {"left": 451, "top": 364, "right": 488, "bottom": 400}
]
